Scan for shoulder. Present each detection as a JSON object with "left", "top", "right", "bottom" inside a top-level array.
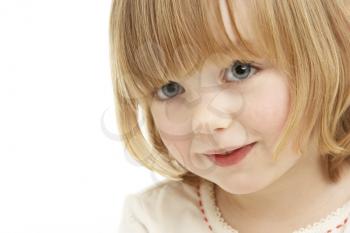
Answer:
[
  {"left": 130, "top": 176, "right": 201, "bottom": 208},
  {"left": 119, "top": 176, "right": 202, "bottom": 231}
]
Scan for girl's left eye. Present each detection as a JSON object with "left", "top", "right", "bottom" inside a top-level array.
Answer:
[{"left": 223, "top": 60, "right": 260, "bottom": 83}]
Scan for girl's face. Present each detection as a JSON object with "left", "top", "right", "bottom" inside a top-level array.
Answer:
[
  {"left": 149, "top": 58, "right": 302, "bottom": 193},
  {"left": 149, "top": 0, "right": 308, "bottom": 194}
]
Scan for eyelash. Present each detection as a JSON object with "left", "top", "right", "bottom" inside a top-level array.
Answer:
[{"left": 153, "top": 60, "right": 260, "bottom": 101}]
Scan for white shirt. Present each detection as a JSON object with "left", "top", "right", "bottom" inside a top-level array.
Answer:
[{"left": 118, "top": 178, "right": 350, "bottom": 233}]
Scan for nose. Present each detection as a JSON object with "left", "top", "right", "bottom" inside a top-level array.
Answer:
[{"left": 191, "top": 101, "right": 233, "bottom": 135}]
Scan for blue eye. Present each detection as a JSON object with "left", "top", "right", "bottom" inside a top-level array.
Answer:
[
  {"left": 153, "top": 60, "right": 260, "bottom": 101},
  {"left": 223, "top": 60, "right": 259, "bottom": 82},
  {"left": 154, "top": 81, "right": 185, "bottom": 101}
]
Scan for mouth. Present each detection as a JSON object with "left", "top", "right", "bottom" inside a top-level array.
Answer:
[
  {"left": 203, "top": 142, "right": 257, "bottom": 156},
  {"left": 205, "top": 142, "right": 257, "bottom": 167}
]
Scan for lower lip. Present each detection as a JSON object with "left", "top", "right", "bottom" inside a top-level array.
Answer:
[{"left": 208, "top": 142, "right": 256, "bottom": 167}]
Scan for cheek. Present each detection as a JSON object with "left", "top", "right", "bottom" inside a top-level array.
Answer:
[
  {"left": 253, "top": 92, "right": 289, "bottom": 131},
  {"left": 151, "top": 102, "right": 212, "bottom": 170},
  {"left": 159, "top": 138, "right": 191, "bottom": 164},
  {"left": 150, "top": 100, "right": 194, "bottom": 163},
  {"left": 248, "top": 74, "right": 290, "bottom": 140},
  {"left": 151, "top": 98, "right": 193, "bottom": 137}
]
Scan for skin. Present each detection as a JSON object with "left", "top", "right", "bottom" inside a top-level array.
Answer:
[{"left": 149, "top": 0, "right": 350, "bottom": 231}]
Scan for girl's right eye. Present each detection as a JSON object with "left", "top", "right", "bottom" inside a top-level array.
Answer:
[{"left": 153, "top": 81, "right": 185, "bottom": 101}]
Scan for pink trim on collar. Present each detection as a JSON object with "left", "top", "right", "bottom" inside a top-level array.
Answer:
[
  {"left": 196, "top": 179, "right": 350, "bottom": 233},
  {"left": 196, "top": 181, "right": 214, "bottom": 232}
]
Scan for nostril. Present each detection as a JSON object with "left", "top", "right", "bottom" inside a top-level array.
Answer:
[{"left": 215, "top": 127, "right": 225, "bottom": 132}]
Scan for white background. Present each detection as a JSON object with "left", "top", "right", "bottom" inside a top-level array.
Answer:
[{"left": 0, "top": 1, "right": 165, "bottom": 232}]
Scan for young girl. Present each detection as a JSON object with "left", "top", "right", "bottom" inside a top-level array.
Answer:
[{"left": 109, "top": 0, "right": 350, "bottom": 232}]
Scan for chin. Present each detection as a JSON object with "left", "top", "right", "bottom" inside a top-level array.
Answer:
[{"left": 216, "top": 176, "right": 273, "bottom": 195}]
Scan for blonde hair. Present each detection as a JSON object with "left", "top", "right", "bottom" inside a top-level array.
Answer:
[{"left": 109, "top": 0, "right": 350, "bottom": 183}]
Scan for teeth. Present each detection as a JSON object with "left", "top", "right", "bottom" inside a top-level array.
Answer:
[
  {"left": 205, "top": 148, "right": 239, "bottom": 156},
  {"left": 211, "top": 150, "right": 234, "bottom": 156},
  {"left": 221, "top": 150, "right": 233, "bottom": 155}
]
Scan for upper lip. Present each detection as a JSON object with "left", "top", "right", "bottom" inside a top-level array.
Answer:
[{"left": 201, "top": 142, "right": 256, "bottom": 155}]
